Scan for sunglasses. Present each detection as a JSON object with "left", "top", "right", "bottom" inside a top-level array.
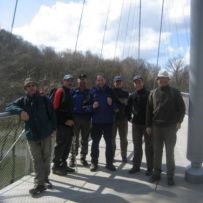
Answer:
[
  {"left": 26, "top": 84, "right": 36, "bottom": 88},
  {"left": 133, "top": 80, "right": 142, "bottom": 84}
]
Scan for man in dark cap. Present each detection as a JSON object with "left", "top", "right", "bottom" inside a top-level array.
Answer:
[
  {"left": 6, "top": 78, "right": 56, "bottom": 195},
  {"left": 127, "top": 75, "right": 153, "bottom": 175},
  {"left": 69, "top": 74, "right": 92, "bottom": 167},
  {"left": 112, "top": 75, "right": 129, "bottom": 163}
]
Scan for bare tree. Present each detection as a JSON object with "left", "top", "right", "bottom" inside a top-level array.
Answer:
[{"left": 166, "top": 56, "right": 186, "bottom": 89}]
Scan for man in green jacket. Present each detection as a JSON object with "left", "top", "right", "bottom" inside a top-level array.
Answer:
[
  {"left": 146, "top": 70, "right": 185, "bottom": 186},
  {"left": 6, "top": 78, "right": 56, "bottom": 196}
]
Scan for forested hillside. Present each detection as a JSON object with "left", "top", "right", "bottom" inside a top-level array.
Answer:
[{"left": 0, "top": 29, "right": 188, "bottom": 111}]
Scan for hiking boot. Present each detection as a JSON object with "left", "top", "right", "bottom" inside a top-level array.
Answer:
[
  {"left": 29, "top": 185, "right": 46, "bottom": 196},
  {"left": 90, "top": 163, "right": 98, "bottom": 172},
  {"left": 45, "top": 179, "right": 53, "bottom": 189},
  {"left": 66, "top": 166, "right": 75, "bottom": 172},
  {"left": 128, "top": 167, "right": 140, "bottom": 174},
  {"left": 122, "top": 157, "right": 128, "bottom": 163},
  {"left": 69, "top": 159, "right": 76, "bottom": 167},
  {"left": 106, "top": 164, "right": 116, "bottom": 171},
  {"left": 61, "top": 162, "right": 75, "bottom": 172},
  {"left": 149, "top": 174, "right": 161, "bottom": 183},
  {"left": 145, "top": 169, "right": 153, "bottom": 176},
  {"left": 167, "top": 177, "right": 175, "bottom": 186},
  {"left": 52, "top": 165, "right": 67, "bottom": 176},
  {"left": 80, "top": 159, "right": 89, "bottom": 167}
]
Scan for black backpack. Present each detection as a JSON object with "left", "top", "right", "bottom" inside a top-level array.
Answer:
[{"left": 49, "top": 87, "right": 57, "bottom": 104}]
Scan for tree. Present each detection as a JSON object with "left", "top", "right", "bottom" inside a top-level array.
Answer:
[{"left": 166, "top": 56, "right": 189, "bottom": 91}]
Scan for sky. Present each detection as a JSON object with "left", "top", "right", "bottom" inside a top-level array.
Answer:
[{"left": 0, "top": 0, "right": 190, "bottom": 67}]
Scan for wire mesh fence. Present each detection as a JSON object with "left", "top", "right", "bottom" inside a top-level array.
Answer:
[{"left": 0, "top": 113, "right": 32, "bottom": 190}]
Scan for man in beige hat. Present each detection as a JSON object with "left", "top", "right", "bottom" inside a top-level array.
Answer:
[
  {"left": 146, "top": 70, "right": 185, "bottom": 186},
  {"left": 6, "top": 78, "right": 56, "bottom": 196}
]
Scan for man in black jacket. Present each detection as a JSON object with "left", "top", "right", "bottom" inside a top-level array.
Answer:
[
  {"left": 127, "top": 75, "right": 153, "bottom": 175},
  {"left": 112, "top": 75, "right": 129, "bottom": 163},
  {"left": 146, "top": 70, "right": 185, "bottom": 186},
  {"left": 52, "top": 74, "right": 75, "bottom": 175}
]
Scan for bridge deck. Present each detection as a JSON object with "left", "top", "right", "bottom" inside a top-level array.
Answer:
[{"left": 0, "top": 116, "right": 203, "bottom": 203}]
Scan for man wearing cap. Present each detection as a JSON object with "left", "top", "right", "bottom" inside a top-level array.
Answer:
[
  {"left": 89, "top": 74, "right": 116, "bottom": 172},
  {"left": 112, "top": 75, "right": 129, "bottom": 163},
  {"left": 127, "top": 75, "right": 153, "bottom": 176},
  {"left": 6, "top": 78, "right": 57, "bottom": 195},
  {"left": 69, "top": 74, "right": 92, "bottom": 167},
  {"left": 146, "top": 70, "right": 185, "bottom": 186},
  {"left": 52, "top": 74, "right": 75, "bottom": 175}
]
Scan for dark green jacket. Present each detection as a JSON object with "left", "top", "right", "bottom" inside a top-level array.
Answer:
[
  {"left": 146, "top": 85, "right": 185, "bottom": 127},
  {"left": 6, "top": 93, "right": 57, "bottom": 141}
]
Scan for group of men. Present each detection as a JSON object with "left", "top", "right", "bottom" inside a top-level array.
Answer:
[{"left": 6, "top": 70, "right": 185, "bottom": 196}]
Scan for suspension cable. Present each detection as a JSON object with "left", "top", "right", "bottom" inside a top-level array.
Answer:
[
  {"left": 11, "top": 0, "right": 19, "bottom": 33},
  {"left": 114, "top": 0, "right": 125, "bottom": 60},
  {"left": 100, "top": 0, "right": 112, "bottom": 58},
  {"left": 156, "top": 0, "right": 165, "bottom": 68},
  {"left": 74, "top": 0, "right": 86, "bottom": 53},
  {"left": 122, "top": 0, "right": 133, "bottom": 59},
  {"left": 126, "top": 0, "right": 137, "bottom": 58},
  {"left": 138, "top": 0, "right": 142, "bottom": 59}
]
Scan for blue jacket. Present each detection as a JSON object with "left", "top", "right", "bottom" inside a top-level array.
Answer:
[
  {"left": 90, "top": 85, "right": 116, "bottom": 124},
  {"left": 72, "top": 88, "right": 92, "bottom": 120},
  {"left": 6, "top": 93, "right": 57, "bottom": 141}
]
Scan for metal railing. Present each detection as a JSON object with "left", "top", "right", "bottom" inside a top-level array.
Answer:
[
  {"left": 0, "top": 112, "right": 32, "bottom": 190},
  {"left": 0, "top": 92, "right": 189, "bottom": 190}
]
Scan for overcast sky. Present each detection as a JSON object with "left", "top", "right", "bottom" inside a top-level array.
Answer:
[{"left": 0, "top": 0, "right": 190, "bottom": 66}]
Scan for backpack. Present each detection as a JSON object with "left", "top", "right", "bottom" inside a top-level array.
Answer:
[
  {"left": 48, "top": 87, "right": 57, "bottom": 104},
  {"left": 48, "top": 87, "right": 66, "bottom": 109}
]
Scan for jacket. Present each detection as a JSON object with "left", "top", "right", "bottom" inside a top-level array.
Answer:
[
  {"left": 72, "top": 88, "right": 92, "bottom": 120},
  {"left": 53, "top": 86, "right": 74, "bottom": 125},
  {"left": 6, "top": 93, "right": 56, "bottom": 141},
  {"left": 146, "top": 85, "right": 186, "bottom": 127},
  {"left": 90, "top": 85, "right": 115, "bottom": 124},
  {"left": 127, "top": 87, "right": 149, "bottom": 125},
  {"left": 112, "top": 88, "right": 129, "bottom": 120}
]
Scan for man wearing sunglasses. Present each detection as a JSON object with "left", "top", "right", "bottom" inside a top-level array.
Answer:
[{"left": 6, "top": 78, "right": 56, "bottom": 196}]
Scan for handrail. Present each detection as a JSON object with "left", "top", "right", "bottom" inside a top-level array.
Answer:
[
  {"left": 0, "top": 112, "right": 15, "bottom": 119},
  {"left": 0, "top": 130, "right": 25, "bottom": 164}
]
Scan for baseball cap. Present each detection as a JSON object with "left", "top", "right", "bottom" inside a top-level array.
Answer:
[
  {"left": 133, "top": 75, "right": 143, "bottom": 81},
  {"left": 63, "top": 74, "right": 74, "bottom": 80},
  {"left": 113, "top": 75, "right": 123, "bottom": 82},
  {"left": 78, "top": 74, "right": 87, "bottom": 79}
]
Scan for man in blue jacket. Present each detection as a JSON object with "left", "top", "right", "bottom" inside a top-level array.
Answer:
[
  {"left": 69, "top": 74, "right": 91, "bottom": 167},
  {"left": 90, "top": 74, "right": 116, "bottom": 172},
  {"left": 6, "top": 78, "right": 56, "bottom": 196}
]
